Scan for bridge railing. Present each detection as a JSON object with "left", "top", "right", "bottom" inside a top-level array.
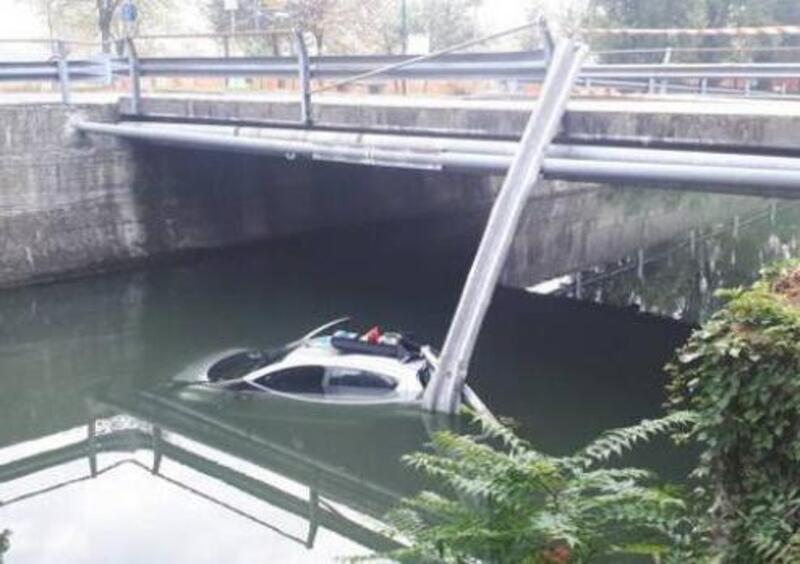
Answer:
[{"left": 3, "top": 29, "right": 800, "bottom": 109}]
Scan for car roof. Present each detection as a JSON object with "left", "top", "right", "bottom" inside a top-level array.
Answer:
[{"left": 243, "top": 340, "right": 423, "bottom": 381}]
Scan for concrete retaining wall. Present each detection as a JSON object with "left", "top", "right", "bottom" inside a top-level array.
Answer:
[{"left": 0, "top": 103, "right": 497, "bottom": 287}]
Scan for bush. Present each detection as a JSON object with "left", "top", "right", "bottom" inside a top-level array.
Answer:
[
  {"left": 667, "top": 260, "right": 800, "bottom": 562},
  {"left": 383, "top": 411, "right": 695, "bottom": 563}
]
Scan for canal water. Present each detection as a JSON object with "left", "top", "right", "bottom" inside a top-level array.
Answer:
[{"left": 1, "top": 188, "right": 798, "bottom": 562}]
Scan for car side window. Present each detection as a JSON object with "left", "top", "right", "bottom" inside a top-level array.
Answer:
[
  {"left": 254, "top": 365, "right": 325, "bottom": 393},
  {"left": 325, "top": 367, "right": 397, "bottom": 390}
]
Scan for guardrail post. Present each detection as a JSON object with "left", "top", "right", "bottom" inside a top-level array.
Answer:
[
  {"left": 125, "top": 37, "right": 141, "bottom": 115},
  {"left": 293, "top": 29, "right": 312, "bottom": 126},
  {"left": 53, "top": 40, "right": 71, "bottom": 105},
  {"left": 422, "top": 39, "right": 586, "bottom": 414},
  {"left": 660, "top": 47, "right": 671, "bottom": 94},
  {"left": 701, "top": 78, "right": 708, "bottom": 95}
]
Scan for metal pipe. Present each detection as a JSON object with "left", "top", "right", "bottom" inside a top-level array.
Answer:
[
  {"left": 76, "top": 119, "right": 800, "bottom": 197},
  {"left": 424, "top": 39, "right": 587, "bottom": 414},
  {"left": 110, "top": 121, "right": 800, "bottom": 173}
]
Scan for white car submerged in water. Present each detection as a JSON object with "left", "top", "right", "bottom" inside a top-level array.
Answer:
[
  {"left": 175, "top": 318, "right": 488, "bottom": 411},
  {"left": 176, "top": 319, "right": 436, "bottom": 407}
]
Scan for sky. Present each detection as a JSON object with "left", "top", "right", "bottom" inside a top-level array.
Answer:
[{"left": 0, "top": 1, "right": 42, "bottom": 38}]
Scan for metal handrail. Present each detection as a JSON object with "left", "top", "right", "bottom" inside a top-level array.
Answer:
[{"left": 5, "top": 30, "right": 800, "bottom": 109}]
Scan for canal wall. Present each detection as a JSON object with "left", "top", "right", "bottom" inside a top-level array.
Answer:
[
  {"left": 2, "top": 95, "right": 787, "bottom": 288},
  {"left": 0, "top": 102, "right": 495, "bottom": 287},
  {"left": 501, "top": 187, "right": 767, "bottom": 289}
]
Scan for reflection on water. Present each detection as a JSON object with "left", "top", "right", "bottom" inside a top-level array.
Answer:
[
  {"left": 1, "top": 189, "right": 798, "bottom": 561},
  {"left": 531, "top": 200, "right": 800, "bottom": 322}
]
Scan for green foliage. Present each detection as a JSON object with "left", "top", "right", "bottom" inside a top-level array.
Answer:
[
  {"left": 382, "top": 411, "right": 695, "bottom": 563},
  {"left": 590, "top": 0, "right": 800, "bottom": 61},
  {"left": 667, "top": 260, "right": 800, "bottom": 562}
]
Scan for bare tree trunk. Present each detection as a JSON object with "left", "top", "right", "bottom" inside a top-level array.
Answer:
[{"left": 96, "top": 0, "right": 118, "bottom": 54}]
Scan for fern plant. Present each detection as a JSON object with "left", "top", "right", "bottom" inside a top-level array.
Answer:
[{"left": 382, "top": 410, "right": 697, "bottom": 563}]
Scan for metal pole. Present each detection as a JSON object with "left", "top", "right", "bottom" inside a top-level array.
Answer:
[
  {"left": 125, "top": 37, "right": 141, "bottom": 115},
  {"left": 660, "top": 46, "right": 671, "bottom": 94},
  {"left": 109, "top": 122, "right": 800, "bottom": 174},
  {"left": 54, "top": 40, "right": 70, "bottom": 104},
  {"left": 76, "top": 121, "right": 800, "bottom": 196},
  {"left": 87, "top": 418, "right": 97, "bottom": 477},
  {"left": 293, "top": 29, "right": 312, "bottom": 126},
  {"left": 422, "top": 40, "right": 587, "bottom": 414}
]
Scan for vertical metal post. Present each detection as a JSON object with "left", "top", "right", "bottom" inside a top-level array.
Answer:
[
  {"left": 637, "top": 248, "right": 645, "bottom": 280},
  {"left": 422, "top": 40, "right": 586, "bottom": 414},
  {"left": 54, "top": 40, "right": 71, "bottom": 105},
  {"left": 151, "top": 426, "right": 163, "bottom": 474},
  {"left": 660, "top": 47, "right": 671, "bottom": 94},
  {"left": 700, "top": 78, "right": 708, "bottom": 95},
  {"left": 293, "top": 29, "right": 312, "bottom": 127},
  {"left": 125, "top": 37, "right": 141, "bottom": 115},
  {"left": 306, "top": 489, "right": 320, "bottom": 548},
  {"left": 87, "top": 418, "right": 97, "bottom": 477}
]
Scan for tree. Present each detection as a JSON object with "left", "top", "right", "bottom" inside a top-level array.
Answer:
[
  {"left": 204, "top": 0, "right": 291, "bottom": 56},
  {"left": 417, "top": 0, "right": 480, "bottom": 51},
  {"left": 37, "top": 0, "right": 178, "bottom": 52},
  {"left": 325, "top": 0, "right": 408, "bottom": 55},
  {"left": 205, "top": 0, "right": 342, "bottom": 54},
  {"left": 590, "top": 0, "right": 800, "bottom": 60}
]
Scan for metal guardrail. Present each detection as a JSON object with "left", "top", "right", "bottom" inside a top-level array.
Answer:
[
  {"left": 7, "top": 53, "right": 800, "bottom": 81},
  {"left": 3, "top": 31, "right": 800, "bottom": 114}
]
